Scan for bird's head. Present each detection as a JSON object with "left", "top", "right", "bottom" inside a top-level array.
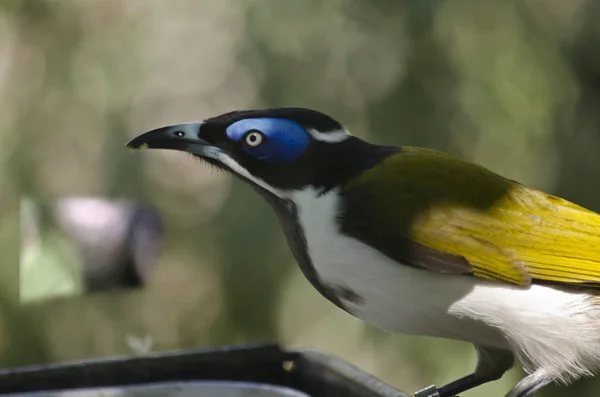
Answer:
[{"left": 127, "top": 108, "right": 391, "bottom": 199}]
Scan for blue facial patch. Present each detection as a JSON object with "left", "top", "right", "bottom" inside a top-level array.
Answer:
[{"left": 225, "top": 118, "right": 311, "bottom": 164}]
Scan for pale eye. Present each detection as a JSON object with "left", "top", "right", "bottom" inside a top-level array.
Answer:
[{"left": 244, "top": 130, "right": 264, "bottom": 147}]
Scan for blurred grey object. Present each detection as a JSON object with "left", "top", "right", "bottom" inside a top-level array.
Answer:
[
  {"left": 53, "top": 197, "right": 163, "bottom": 292},
  {"left": 21, "top": 196, "right": 163, "bottom": 298},
  {"left": 1, "top": 381, "right": 310, "bottom": 397}
]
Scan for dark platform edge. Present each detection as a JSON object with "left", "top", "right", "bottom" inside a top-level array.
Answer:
[{"left": 0, "top": 344, "right": 410, "bottom": 397}]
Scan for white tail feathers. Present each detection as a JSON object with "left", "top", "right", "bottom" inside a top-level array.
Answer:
[{"left": 453, "top": 284, "right": 600, "bottom": 384}]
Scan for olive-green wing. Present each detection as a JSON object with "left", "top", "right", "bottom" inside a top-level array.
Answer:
[{"left": 344, "top": 146, "right": 600, "bottom": 288}]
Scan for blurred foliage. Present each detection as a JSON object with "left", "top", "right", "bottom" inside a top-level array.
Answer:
[
  {"left": 20, "top": 197, "right": 83, "bottom": 303},
  {"left": 1, "top": 0, "right": 600, "bottom": 396}
]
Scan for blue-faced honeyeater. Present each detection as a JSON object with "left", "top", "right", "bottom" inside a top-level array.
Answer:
[{"left": 127, "top": 108, "right": 600, "bottom": 397}]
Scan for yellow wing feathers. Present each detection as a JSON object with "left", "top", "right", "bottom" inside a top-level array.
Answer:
[
  {"left": 346, "top": 146, "right": 600, "bottom": 288},
  {"left": 411, "top": 188, "right": 600, "bottom": 286}
]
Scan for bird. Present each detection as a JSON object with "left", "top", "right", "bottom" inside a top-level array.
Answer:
[{"left": 126, "top": 107, "right": 600, "bottom": 397}]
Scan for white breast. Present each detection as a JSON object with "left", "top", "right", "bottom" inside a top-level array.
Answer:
[
  {"left": 290, "top": 187, "right": 600, "bottom": 380},
  {"left": 290, "top": 188, "right": 504, "bottom": 344}
]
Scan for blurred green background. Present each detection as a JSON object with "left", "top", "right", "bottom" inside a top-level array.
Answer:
[{"left": 3, "top": 0, "right": 600, "bottom": 396}]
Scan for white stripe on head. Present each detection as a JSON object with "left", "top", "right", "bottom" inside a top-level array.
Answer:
[
  {"left": 185, "top": 139, "right": 287, "bottom": 199},
  {"left": 216, "top": 151, "right": 287, "bottom": 199},
  {"left": 307, "top": 128, "right": 350, "bottom": 143}
]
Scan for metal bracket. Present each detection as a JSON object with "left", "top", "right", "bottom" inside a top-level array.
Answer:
[{"left": 414, "top": 385, "right": 440, "bottom": 397}]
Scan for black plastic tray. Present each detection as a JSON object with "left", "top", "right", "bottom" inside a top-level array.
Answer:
[{"left": 0, "top": 344, "right": 410, "bottom": 397}]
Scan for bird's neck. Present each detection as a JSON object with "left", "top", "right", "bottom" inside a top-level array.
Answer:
[{"left": 310, "top": 137, "right": 400, "bottom": 193}]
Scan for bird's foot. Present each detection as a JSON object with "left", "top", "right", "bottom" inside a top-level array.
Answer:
[
  {"left": 414, "top": 385, "right": 441, "bottom": 397},
  {"left": 414, "top": 385, "right": 457, "bottom": 397},
  {"left": 505, "top": 371, "right": 551, "bottom": 397}
]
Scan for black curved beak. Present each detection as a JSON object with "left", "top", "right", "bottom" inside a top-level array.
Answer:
[{"left": 126, "top": 122, "right": 217, "bottom": 157}]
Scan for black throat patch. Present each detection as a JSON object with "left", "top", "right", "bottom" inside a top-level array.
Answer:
[{"left": 258, "top": 191, "right": 347, "bottom": 310}]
